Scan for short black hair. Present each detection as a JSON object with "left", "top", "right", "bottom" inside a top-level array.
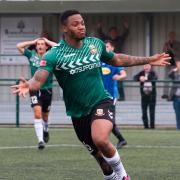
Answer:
[{"left": 61, "top": 10, "right": 81, "bottom": 25}]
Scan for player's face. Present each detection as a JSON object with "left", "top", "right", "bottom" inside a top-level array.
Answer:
[
  {"left": 106, "top": 42, "right": 114, "bottom": 52},
  {"left": 36, "top": 39, "right": 48, "bottom": 54},
  {"left": 109, "top": 29, "right": 118, "bottom": 40},
  {"left": 144, "top": 64, "right": 151, "bottom": 72},
  {"left": 64, "top": 14, "right": 86, "bottom": 40}
]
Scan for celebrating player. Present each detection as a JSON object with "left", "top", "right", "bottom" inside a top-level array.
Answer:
[
  {"left": 16, "top": 37, "right": 57, "bottom": 149},
  {"left": 12, "top": 10, "right": 170, "bottom": 179}
]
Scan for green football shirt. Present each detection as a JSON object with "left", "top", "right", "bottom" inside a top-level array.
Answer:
[
  {"left": 39, "top": 37, "right": 114, "bottom": 117},
  {"left": 23, "top": 49, "right": 53, "bottom": 90}
]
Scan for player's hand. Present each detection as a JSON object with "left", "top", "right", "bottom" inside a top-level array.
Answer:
[
  {"left": 173, "top": 67, "right": 178, "bottom": 72},
  {"left": 32, "top": 38, "right": 40, "bottom": 44},
  {"left": 112, "top": 75, "right": 121, "bottom": 80},
  {"left": 149, "top": 53, "right": 171, "bottom": 66},
  {"left": 42, "top": 37, "right": 48, "bottom": 42},
  {"left": 139, "top": 76, "right": 146, "bottom": 82},
  {"left": 11, "top": 77, "right": 30, "bottom": 97}
]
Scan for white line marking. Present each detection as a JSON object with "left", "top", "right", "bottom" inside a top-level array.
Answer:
[
  {"left": 0, "top": 144, "right": 81, "bottom": 150},
  {"left": 0, "top": 144, "right": 179, "bottom": 150},
  {"left": 126, "top": 145, "right": 180, "bottom": 149}
]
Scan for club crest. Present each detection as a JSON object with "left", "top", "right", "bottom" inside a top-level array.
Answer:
[
  {"left": 95, "top": 109, "right": 105, "bottom": 116},
  {"left": 89, "top": 44, "right": 98, "bottom": 55}
]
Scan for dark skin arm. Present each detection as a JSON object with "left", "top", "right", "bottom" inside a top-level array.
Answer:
[
  {"left": 108, "top": 53, "right": 171, "bottom": 67},
  {"left": 11, "top": 52, "right": 170, "bottom": 97}
]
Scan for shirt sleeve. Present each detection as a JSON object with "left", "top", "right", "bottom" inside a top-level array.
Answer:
[
  {"left": 23, "top": 48, "right": 32, "bottom": 59},
  {"left": 99, "top": 39, "right": 115, "bottom": 62},
  {"left": 38, "top": 49, "right": 56, "bottom": 73}
]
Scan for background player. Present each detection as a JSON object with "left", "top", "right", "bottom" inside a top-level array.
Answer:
[
  {"left": 12, "top": 10, "right": 170, "bottom": 179},
  {"left": 16, "top": 38, "right": 57, "bottom": 149},
  {"left": 101, "top": 40, "right": 127, "bottom": 149}
]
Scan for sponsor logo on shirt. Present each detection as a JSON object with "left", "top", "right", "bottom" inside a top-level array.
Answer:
[
  {"left": 102, "top": 67, "right": 111, "bottom": 75},
  {"left": 69, "top": 62, "right": 101, "bottom": 75},
  {"left": 40, "top": 60, "right": 47, "bottom": 66},
  {"left": 55, "top": 54, "right": 101, "bottom": 75},
  {"left": 63, "top": 53, "right": 76, "bottom": 58},
  {"left": 95, "top": 109, "right": 105, "bottom": 116}
]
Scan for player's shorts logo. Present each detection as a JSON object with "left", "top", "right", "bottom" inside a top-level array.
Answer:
[
  {"left": 95, "top": 109, "right": 105, "bottom": 116},
  {"left": 82, "top": 141, "right": 94, "bottom": 154},
  {"left": 108, "top": 109, "right": 113, "bottom": 119}
]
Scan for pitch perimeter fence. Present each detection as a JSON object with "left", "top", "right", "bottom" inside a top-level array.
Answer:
[{"left": 0, "top": 79, "right": 178, "bottom": 128}]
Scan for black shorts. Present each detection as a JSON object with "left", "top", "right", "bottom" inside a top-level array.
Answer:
[
  {"left": 71, "top": 98, "right": 115, "bottom": 155},
  {"left": 29, "top": 88, "right": 52, "bottom": 113}
]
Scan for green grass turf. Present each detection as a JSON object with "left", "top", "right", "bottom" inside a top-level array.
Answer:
[{"left": 0, "top": 128, "right": 179, "bottom": 180}]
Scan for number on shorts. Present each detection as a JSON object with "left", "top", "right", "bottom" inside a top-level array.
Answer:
[{"left": 31, "top": 96, "right": 38, "bottom": 104}]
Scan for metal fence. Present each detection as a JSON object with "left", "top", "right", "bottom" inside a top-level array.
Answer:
[{"left": 0, "top": 79, "right": 177, "bottom": 127}]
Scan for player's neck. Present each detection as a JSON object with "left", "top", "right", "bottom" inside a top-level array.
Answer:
[
  {"left": 64, "top": 36, "right": 83, "bottom": 48},
  {"left": 38, "top": 52, "right": 44, "bottom": 57}
]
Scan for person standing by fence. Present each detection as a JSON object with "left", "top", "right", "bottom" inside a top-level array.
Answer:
[
  {"left": 162, "top": 31, "right": 180, "bottom": 100},
  {"left": 134, "top": 64, "right": 158, "bottom": 129},
  {"left": 169, "top": 60, "right": 180, "bottom": 129}
]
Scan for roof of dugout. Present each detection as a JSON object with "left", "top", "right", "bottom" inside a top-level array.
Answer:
[{"left": 0, "top": 0, "right": 179, "bottom": 13}]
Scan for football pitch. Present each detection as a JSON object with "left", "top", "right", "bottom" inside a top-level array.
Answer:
[{"left": 0, "top": 128, "right": 180, "bottom": 180}]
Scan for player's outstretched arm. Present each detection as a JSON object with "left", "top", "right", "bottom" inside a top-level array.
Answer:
[
  {"left": 109, "top": 53, "right": 171, "bottom": 67},
  {"left": 11, "top": 69, "right": 49, "bottom": 97}
]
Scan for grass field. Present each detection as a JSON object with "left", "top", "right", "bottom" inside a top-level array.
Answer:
[{"left": 0, "top": 128, "right": 180, "bottom": 180}]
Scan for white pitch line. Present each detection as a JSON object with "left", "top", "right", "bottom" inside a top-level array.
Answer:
[
  {"left": 0, "top": 144, "right": 180, "bottom": 150},
  {"left": 126, "top": 145, "right": 180, "bottom": 149},
  {"left": 0, "top": 144, "right": 81, "bottom": 150}
]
